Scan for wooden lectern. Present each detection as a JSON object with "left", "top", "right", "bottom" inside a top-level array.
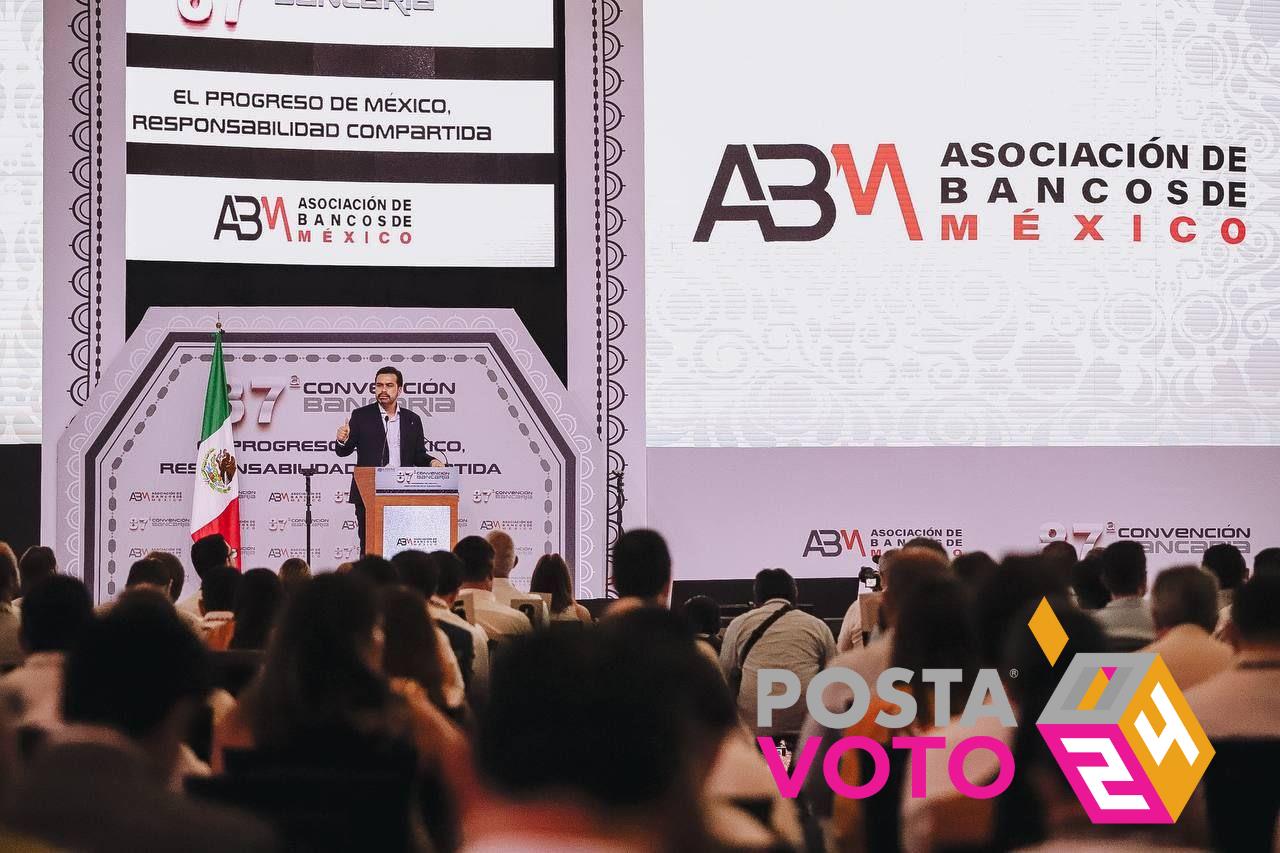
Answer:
[{"left": 354, "top": 466, "right": 459, "bottom": 557}]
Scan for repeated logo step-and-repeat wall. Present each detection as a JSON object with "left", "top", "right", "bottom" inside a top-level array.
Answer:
[{"left": 58, "top": 308, "right": 605, "bottom": 604}]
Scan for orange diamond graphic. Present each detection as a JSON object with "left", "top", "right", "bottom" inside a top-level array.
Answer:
[{"left": 1028, "top": 596, "right": 1069, "bottom": 665}]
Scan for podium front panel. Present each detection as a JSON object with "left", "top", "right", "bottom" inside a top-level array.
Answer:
[{"left": 382, "top": 504, "right": 453, "bottom": 558}]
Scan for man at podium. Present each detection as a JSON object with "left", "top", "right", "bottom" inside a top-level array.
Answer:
[{"left": 335, "top": 366, "right": 438, "bottom": 554}]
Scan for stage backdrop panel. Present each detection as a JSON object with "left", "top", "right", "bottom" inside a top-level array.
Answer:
[
  {"left": 57, "top": 308, "right": 605, "bottom": 604},
  {"left": 648, "top": 446, "right": 1280, "bottom": 581}
]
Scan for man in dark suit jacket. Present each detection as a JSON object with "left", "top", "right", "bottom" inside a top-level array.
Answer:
[{"left": 335, "top": 366, "right": 437, "bottom": 555}]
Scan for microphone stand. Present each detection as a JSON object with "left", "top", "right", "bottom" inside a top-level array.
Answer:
[{"left": 299, "top": 465, "right": 318, "bottom": 566}]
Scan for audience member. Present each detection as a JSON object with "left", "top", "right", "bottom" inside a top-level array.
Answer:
[
  {"left": 393, "top": 549, "right": 484, "bottom": 691},
  {"left": 0, "top": 575, "right": 93, "bottom": 730},
  {"left": 608, "top": 528, "right": 673, "bottom": 615},
  {"left": 1187, "top": 574, "right": 1280, "bottom": 738},
  {"left": 349, "top": 553, "right": 400, "bottom": 587},
  {"left": 903, "top": 536, "right": 949, "bottom": 559},
  {"left": 1095, "top": 540, "right": 1155, "bottom": 646},
  {"left": 952, "top": 549, "right": 999, "bottom": 588},
  {"left": 277, "top": 557, "right": 311, "bottom": 595},
  {"left": 7, "top": 592, "right": 275, "bottom": 853},
  {"left": 420, "top": 550, "right": 490, "bottom": 689},
  {"left": 213, "top": 572, "right": 465, "bottom": 776},
  {"left": 198, "top": 565, "right": 241, "bottom": 650},
  {"left": 1202, "top": 541, "right": 1248, "bottom": 637},
  {"left": 1254, "top": 546, "right": 1280, "bottom": 578},
  {"left": 16, "top": 546, "right": 57, "bottom": 600},
  {"left": 469, "top": 615, "right": 727, "bottom": 851},
  {"left": 1070, "top": 546, "right": 1111, "bottom": 610},
  {"left": 1040, "top": 540, "right": 1077, "bottom": 591},
  {"left": 145, "top": 550, "right": 187, "bottom": 603},
  {"left": 1145, "top": 565, "right": 1232, "bottom": 689},
  {"left": 179, "top": 534, "right": 234, "bottom": 615},
  {"left": 378, "top": 586, "right": 465, "bottom": 719},
  {"left": 681, "top": 594, "right": 723, "bottom": 653},
  {"left": 454, "top": 536, "right": 531, "bottom": 639},
  {"left": 228, "top": 568, "right": 283, "bottom": 651},
  {"left": 527, "top": 553, "right": 592, "bottom": 623},
  {"left": 485, "top": 530, "right": 520, "bottom": 605},
  {"left": 973, "top": 554, "right": 1069, "bottom": 667},
  {"left": 720, "top": 568, "right": 836, "bottom": 737},
  {"left": 0, "top": 545, "right": 21, "bottom": 666}
]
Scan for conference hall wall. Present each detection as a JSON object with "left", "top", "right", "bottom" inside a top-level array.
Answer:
[
  {"left": 42, "top": 0, "right": 644, "bottom": 599},
  {"left": 644, "top": 1, "right": 1280, "bottom": 582}
]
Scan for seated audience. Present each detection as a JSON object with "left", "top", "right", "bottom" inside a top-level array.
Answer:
[
  {"left": 453, "top": 536, "right": 532, "bottom": 639},
  {"left": 468, "top": 614, "right": 729, "bottom": 851},
  {"left": 1202, "top": 541, "right": 1248, "bottom": 637},
  {"left": 608, "top": 528, "right": 674, "bottom": 615},
  {"left": 485, "top": 530, "right": 520, "bottom": 605},
  {"left": 952, "top": 549, "right": 999, "bottom": 589},
  {"left": 527, "top": 553, "right": 592, "bottom": 623},
  {"left": 720, "top": 568, "right": 836, "bottom": 737},
  {"left": 973, "top": 554, "right": 1069, "bottom": 668},
  {"left": 1039, "top": 540, "right": 1077, "bottom": 592},
  {"left": 1254, "top": 546, "right": 1280, "bottom": 578},
  {"left": 179, "top": 534, "right": 235, "bottom": 615},
  {"left": 1095, "top": 540, "right": 1155, "bottom": 646},
  {"left": 393, "top": 549, "right": 484, "bottom": 690},
  {"left": 349, "top": 553, "right": 400, "bottom": 587},
  {"left": 6, "top": 593, "right": 275, "bottom": 853},
  {"left": 681, "top": 594, "right": 723, "bottom": 653},
  {"left": 277, "top": 557, "right": 311, "bottom": 595},
  {"left": 101, "top": 559, "right": 201, "bottom": 635},
  {"left": 0, "top": 544, "right": 22, "bottom": 666},
  {"left": 0, "top": 575, "right": 93, "bottom": 730},
  {"left": 146, "top": 550, "right": 187, "bottom": 604},
  {"left": 1070, "top": 546, "right": 1111, "bottom": 610},
  {"left": 16, "top": 546, "right": 57, "bottom": 601},
  {"left": 228, "top": 568, "right": 283, "bottom": 651},
  {"left": 198, "top": 565, "right": 241, "bottom": 650},
  {"left": 1144, "top": 565, "right": 1232, "bottom": 689},
  {"left": 213, "top": 572, "right": 465, "bottom": 776},
  {"left": 1187, "top": 574, "right": 1280, "bottom": 738},
  {"left": 421, "top": 550, "right": 490, "bottom": 689},
  {"left": 904, "top": 536, "right": 949, "bottom": 559},
  {"left": 378, "top": 586, "right": 466, "bottom": 719}
]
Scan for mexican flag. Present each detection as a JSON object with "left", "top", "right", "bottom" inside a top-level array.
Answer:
[{"left": 190, "top": 329, "right": 241, "bottom": 568}]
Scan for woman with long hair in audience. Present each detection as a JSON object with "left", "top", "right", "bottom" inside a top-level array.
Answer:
[
  {"left": 228, "top": 568, "right": 283, "bottom": 651},
  {"left": 378, "top": 586, "right": 468, "bottom": 724},
  {"left": 527, "top": 553, "right": 592, "bottom": 623},
  {"left": 212, "top": 572, "right": 466, "bottom": 776}
]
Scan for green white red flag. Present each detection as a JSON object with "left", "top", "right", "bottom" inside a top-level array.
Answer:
[{"left": 190, "top": 329, "right": 241, "bottom": 567}]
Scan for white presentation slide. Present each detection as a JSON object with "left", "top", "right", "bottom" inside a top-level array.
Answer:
[{"left": 645, "top": 0, "right": 1277, "bottom": 448}]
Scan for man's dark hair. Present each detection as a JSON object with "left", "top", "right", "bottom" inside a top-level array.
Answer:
[
  {"left": 17, "top": 546, "right": 57, "bottom": 596},
  {"left": 62, "top": 591, "right": 211, "bottom": 739},
  {"left": 200, "top": 565, "right": 241, "bottom": 613},
  {"left": 681, "top": 595, "right": 721, "bottom": 637},
  {"left": 351, "top": 554, "right": 400, "bottom": 587},
  {"left": 893, "top": 575, "right": 979, "bottom": 724},
  {"left": 146, "top": 550, "right": 186, "bottom": 601},
  {"left": 1202, "top": 542, "right": 1247, "bottom": 591},
  {"left": 952, "top": 551, "right": 998, "bottom": 587},
  {"left": 1232, "top": 574, "right": 1280, "bottom": 645},
  {"left": 230, "top": 568, "right": 283, "bottom": 651},
  {"left": 477, "top": 613, "right": 731, "bottom": 823},
  {"left": 1071, "top": 549, "right": 1111, "bottom": 610},
  {"left": 903, "top": 537, "right": 948, "bottom": 559},
  {"left": 974, "top": 555, "right": 1069, "bottom": 667},
  {"left": 190, "top": 534, "right": 232, "bottom": 580},
  {"left": 391, "top": 550, "right": 438, "bottom": 598},
  {"left": 1100, "top": 541, "right": 1147, "bottom": 597},
  {"left": 1040, "top": 541, "right": 1078, "bottom": 588},
  {"left": 453, "top": 536, "right": 495, "bottom": 585},
  {"left": 753, "top": 568, "right": 797, "bottom": 605},
  {"left": 20, "top": 575, "right": 93, "bottom": 653},
  {"left": 1151, "top": 566, "right": 1219, "bottom": 633},
  {"left": 374, "top": 365, "right": 404, "bottom": 386},
  {"left": 430, "top": 551, "right": 465, "bottom": 598},
  {"left": 1254, "top": 547, "right": 1280, "bottom": 579},
  {"left": 125, "top": 558, "right": 171, "bottom": 590},
  {"left": 611, "top": 529, "right": 672, "bottom": 599}
]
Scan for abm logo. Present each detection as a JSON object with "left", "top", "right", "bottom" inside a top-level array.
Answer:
[
  {"left": 802, "top": 528, "right": 865, "bottom": 558},
  {"left": 214, "top": 195, "right": 292, "bottom": 242},
  {"left": 696, "top": 144, "right": 921, "bottom": 243}
]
